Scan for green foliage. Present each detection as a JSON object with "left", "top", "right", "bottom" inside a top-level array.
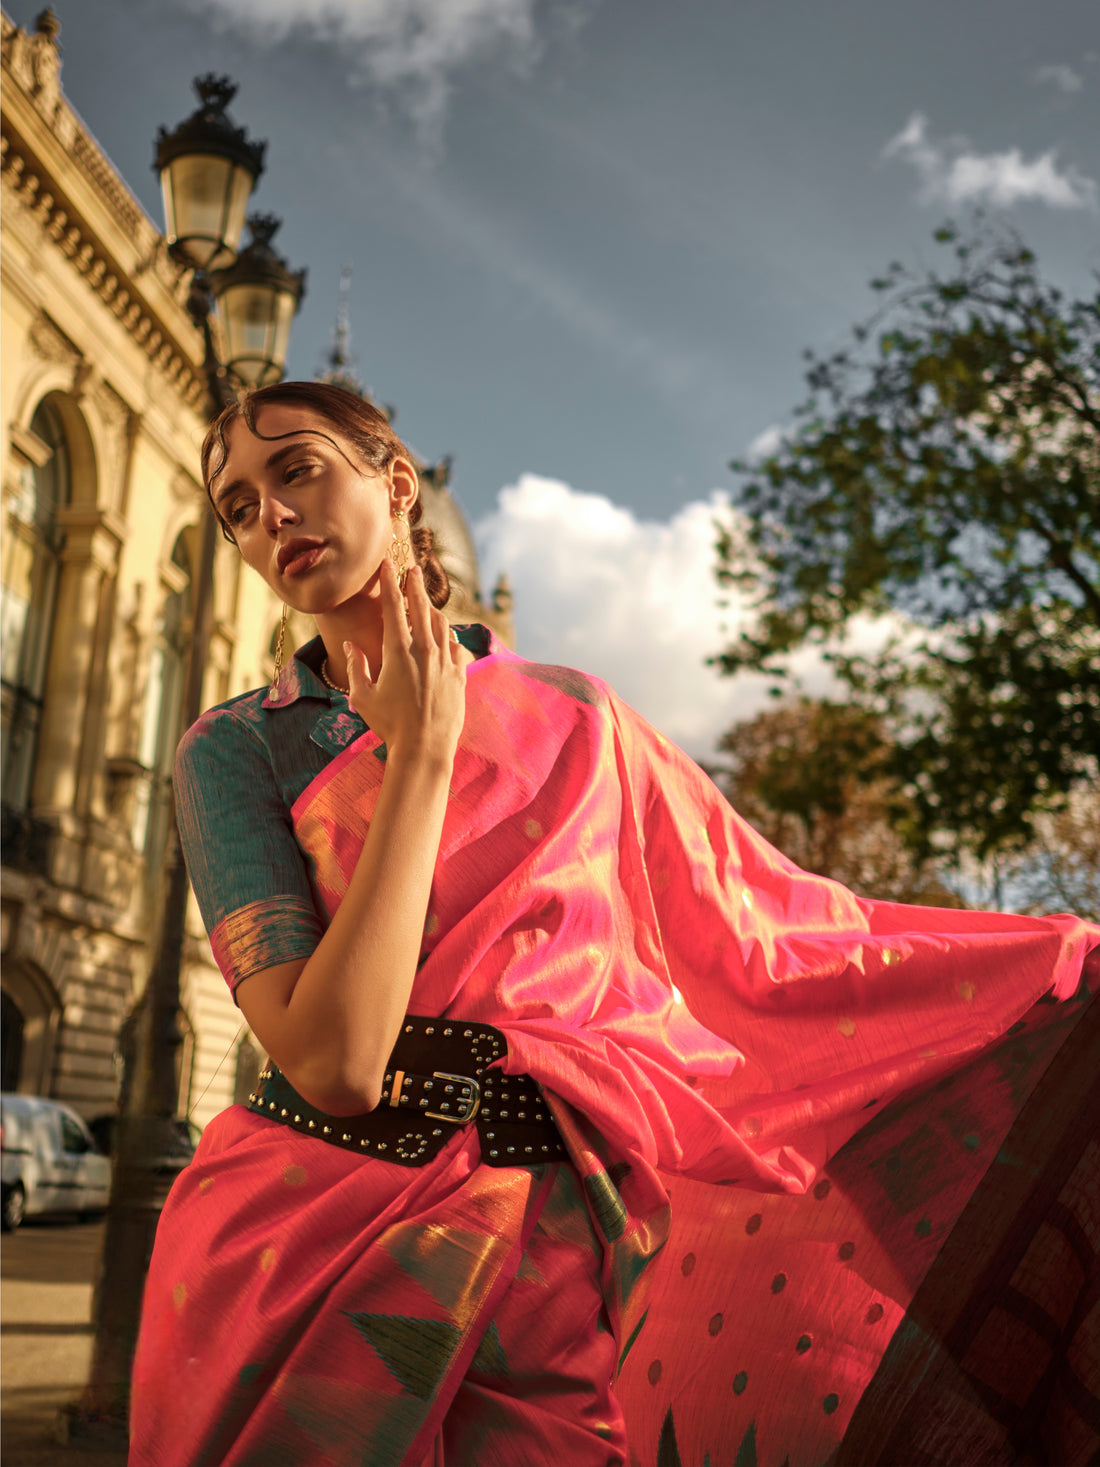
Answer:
[
  {"left": 715, "top": 221, "right": 1099, "bottom": 860},
  {"left": 712, "top": 699, "right": 963, "bottom": 904}
]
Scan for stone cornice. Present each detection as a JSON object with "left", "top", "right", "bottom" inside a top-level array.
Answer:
[{"left": 1, "top": 14, "right": 208, "bottom": 414}]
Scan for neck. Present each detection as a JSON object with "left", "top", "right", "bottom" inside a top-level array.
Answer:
[{"left": 315, "top": 598, "right": 384, "bottom": 685}]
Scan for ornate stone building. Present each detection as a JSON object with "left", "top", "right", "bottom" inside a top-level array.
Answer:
[{"left": 0, "top": 9, "right": 511, "bottom": 1127}]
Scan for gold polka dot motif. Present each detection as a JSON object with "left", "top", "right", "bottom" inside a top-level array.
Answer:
[
  {"left": 172, "top": 1282, "right": 187, "bottom": 1311},
  {"left": 260, "top": 1247, "right": 277, "bottom": 1273},
  {"left": 282, "top": 1165, "right": 307, "bottom": 1187},
  {"left": 837, "top": 1017, "right": 856, "bottom": 1038}
]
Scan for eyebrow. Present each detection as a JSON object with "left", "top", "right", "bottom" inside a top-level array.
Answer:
[{"left": 212, "top": 440, "right": 317, "bottom": 510}]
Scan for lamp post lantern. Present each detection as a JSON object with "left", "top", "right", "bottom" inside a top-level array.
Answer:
[
  {"left": 211, "top": 213, "right": 308, "bottom": 389},
  {"left": 155, "top": 74, "right": 265, "bottom": 273},
  {"left": 64, "top": 76, "right": 304, "bottom": 1448}
]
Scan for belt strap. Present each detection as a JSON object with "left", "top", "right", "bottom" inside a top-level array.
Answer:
[{"left": 247, "top": 1015, "right": 566, "bottom": 1169}]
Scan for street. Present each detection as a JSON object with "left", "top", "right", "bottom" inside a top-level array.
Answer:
[{"left": 1, "top": 1219, "right": 126, "bottom": 1466}]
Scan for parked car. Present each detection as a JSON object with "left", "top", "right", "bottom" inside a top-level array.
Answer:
[{"left": 0, "top": 1093, "right": 111, "bottom": 1230}]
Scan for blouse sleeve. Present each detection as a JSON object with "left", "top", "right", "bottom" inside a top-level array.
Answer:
[{"left": 174, "top": 706, "right": 325, "bottom": 998}]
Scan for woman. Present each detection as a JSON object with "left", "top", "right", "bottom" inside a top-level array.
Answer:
[{"left": 129, "top": 381, "right": 1097, "bottom": 1467}]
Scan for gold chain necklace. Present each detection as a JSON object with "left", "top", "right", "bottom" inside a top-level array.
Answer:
[{"left": 319, "top": 657, "right": 349, "bottom": 694}]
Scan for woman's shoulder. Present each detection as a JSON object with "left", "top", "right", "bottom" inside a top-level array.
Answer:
[
  {"left": 175, "top": 686, "right": 272, "bottom": 781},
  {"left": 468, "top": 629, "right": 613, "bottom": 716}
]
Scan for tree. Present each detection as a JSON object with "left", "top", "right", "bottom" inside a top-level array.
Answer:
[
  {"left": 714, "top": 220, "right": 1099, "bottom": 862},
  {"left": 710, "top": 698, "right": 963, "bottom": 906}
]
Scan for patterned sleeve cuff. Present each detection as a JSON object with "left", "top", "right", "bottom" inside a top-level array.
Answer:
[{"left": 209, "top": 896, "right": 324, "bottom": 995}]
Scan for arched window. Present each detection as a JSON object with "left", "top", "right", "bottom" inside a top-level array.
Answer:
[
  {"left": 0, "top": 399, "right": 71, "bottom": 816},
  {"left": 133, "top": 535, "right": 191, "bottom": 865},
  {"left": 1, "top": 990, "right": 25, "bottom": 1091}
]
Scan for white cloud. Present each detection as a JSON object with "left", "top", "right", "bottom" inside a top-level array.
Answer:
[
  {"left": 745, "top": 423, "right": 789, "bottom": 461},
  {"left": 883, "top": 112, "right": 1098, "bottom": 211},
  {"left": 175, "top": 0, "right": 547, "bottom": 133},
  {"left": 1034, "top": 64, "right": 1084, "bottom": 94},
  {"left": 476, "top": 474, "right": 851, "bottom": 758}
]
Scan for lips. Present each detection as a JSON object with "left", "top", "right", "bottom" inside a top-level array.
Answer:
[{"left": 277, "top": 538, "right": 326, "bottom": 576}]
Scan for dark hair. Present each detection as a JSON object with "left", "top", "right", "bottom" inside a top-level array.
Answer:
[{"left": 201, "top": 381, "right": 449, "bottom": 609}]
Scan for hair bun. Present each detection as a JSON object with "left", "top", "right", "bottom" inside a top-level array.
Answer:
[{"left": 410, "top": 524, "right": 450, "bottom": 609}]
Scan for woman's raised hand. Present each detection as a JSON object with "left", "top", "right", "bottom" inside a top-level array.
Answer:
[{"left": 343, "top": 559, "right": 470, "bottom": 764}]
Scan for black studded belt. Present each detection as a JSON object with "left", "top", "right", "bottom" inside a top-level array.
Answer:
[{"left": 247, "top": 1015, "right": 566, "bottom": 1168}]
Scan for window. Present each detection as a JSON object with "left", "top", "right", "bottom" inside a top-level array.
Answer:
[
  {"left": 59, "top": 1112, "right": 90, "bottom": 1155},
  {"left": 0, "top": 400, "right": 70, "bottom": 813}
]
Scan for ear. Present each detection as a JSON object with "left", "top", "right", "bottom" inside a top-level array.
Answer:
[{"left": 388, "top": 456, "right": 419, "bottom": 516}]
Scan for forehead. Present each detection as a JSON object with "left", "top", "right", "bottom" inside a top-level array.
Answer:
[{"left": 213, "top": 405, "right": 343, "bottom": 484}]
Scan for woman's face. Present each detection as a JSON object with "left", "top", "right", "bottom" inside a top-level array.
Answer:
[{"left": 208, "top": 404, "right": 412, "bottom": 617}]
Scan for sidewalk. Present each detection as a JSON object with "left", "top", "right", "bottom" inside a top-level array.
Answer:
[{"left": 1, "top": 1223, "right": 126, "bottom": 1466}]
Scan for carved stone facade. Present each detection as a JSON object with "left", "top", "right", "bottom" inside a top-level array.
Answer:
[
  {"left": 1, "top": 10, "right": 514, "bottom": 1132},
  {"left": 0, "top": 10, "right": 282, "bottom": 1126}
]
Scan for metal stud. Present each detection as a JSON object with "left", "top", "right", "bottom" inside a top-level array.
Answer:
[
  {"left": 293, "top": 1114, "right": 301, "bottom": 1123},
  {"left": 378, "top": 1142, "right": 387, "bottom": 1151},
  {"left": 507, "top": 1145, "right": 515, "bottom": 1153},
  {"left": 280, "top": 1108, "right": 289, "bottom": 1117},
  {"left": 443, "top": 1027, "right": 452, "bottom": 1036},
  {"left": 464, "top": 1029, "right": 473, "bottom": 1037},
  {"left": 486, "top": 1131, "right": 495, "bottom": 1140},
  {"left": 405, "top": 1024, "right": 413, "bottom": 1033},
  {"left": 308, "top": 1120, "right": 316, "bottom": 1129},
  {"left": 425, "top": 1026, "right": 434, "bottom": 1035},
  {"left": 525, "top": 1146, "right": 533, "bottom": 1154},
  {"left": 342, "top": 1133, "right": 351, "bottom": 1142},
  {"left": 432, "top": 1128, "right": 443, "bottom": 1137},
  {"left": 419, "top": 1098, "right": 429, "bottom": 1107},
  {"left": 490, "top": 1149, "right": 499, "bottom": 1157},
  {"left": 323, "top": 1125, "right": 332, "bottom": 1135},
  {"left": 518, "top": 1112, "right": 526, "bottom": 1120},
  {"left": 359, "top": 1139, "right": 368, "bottom": 1147},
  {"left": 269, "top": 1102, "right": 277, "bottom": 1111}
]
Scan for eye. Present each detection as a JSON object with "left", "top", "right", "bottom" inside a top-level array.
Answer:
[
  {"left": 284, "top": 458, "right": 321, "bottom": 484},
  {"left": 226, "top": 499, "right": 255, "bottom": 526}
]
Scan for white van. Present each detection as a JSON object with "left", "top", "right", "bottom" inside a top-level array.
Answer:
[{"left": 0, "top": 1094, "right": 111, "bottom": 1230}]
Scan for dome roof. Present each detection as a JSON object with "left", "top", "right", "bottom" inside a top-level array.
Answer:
[{"left": 419, "top": 475, "right": 481, "bottom": 604}]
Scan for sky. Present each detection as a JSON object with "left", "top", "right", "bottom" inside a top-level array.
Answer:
[{"left": 8, "top": 0, "right": 1098, "bottom": 756}]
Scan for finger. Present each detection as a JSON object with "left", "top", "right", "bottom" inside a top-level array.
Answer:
[
  {"left": 404, "top": 564, "right": 434, "bottom": 648},
  {"left": 343, "top": 639, "right": 372, "bottom": 699},
  {"left": 448, "top": 626, "right": 473, "bottom": 666},
  {"left": 378, "top": 558, "right": 412, "bottom": 650},
  {"left": 429, "top": 605, "right": 452, "bottom": 652}
]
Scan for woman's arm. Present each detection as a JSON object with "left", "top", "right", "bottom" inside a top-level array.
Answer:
[{"left": 236, "top": 562, "right": 469, "bottom": 1115}]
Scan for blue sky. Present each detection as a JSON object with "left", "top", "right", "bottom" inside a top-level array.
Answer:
[{"left": 9, "top": 0, "right": 1098, "bottom": 752}]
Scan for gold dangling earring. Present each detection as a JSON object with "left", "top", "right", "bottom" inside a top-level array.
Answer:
[
  {"left": 389, "top": 508, "right": 413, "bottom": 592},
  {"left": 269, "top": 603, "right": 289, "bottom": 701}
]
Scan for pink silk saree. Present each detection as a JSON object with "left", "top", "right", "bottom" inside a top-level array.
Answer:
[{"left": 131, "top": 645, "right": 1098, "bottom": 1466}]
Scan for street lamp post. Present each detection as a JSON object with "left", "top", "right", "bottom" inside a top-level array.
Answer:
[{"left": 62, "top": 76, "right": 305, "bottom": 1447}]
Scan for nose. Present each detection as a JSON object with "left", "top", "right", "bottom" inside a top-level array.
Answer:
[{"left": 258, "top": 491, "right": 301, "bottom": 538}]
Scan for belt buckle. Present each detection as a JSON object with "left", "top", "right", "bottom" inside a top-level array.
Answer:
[{"left": 425, "top": 1072, "right": 480, "bottom": 1124}]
